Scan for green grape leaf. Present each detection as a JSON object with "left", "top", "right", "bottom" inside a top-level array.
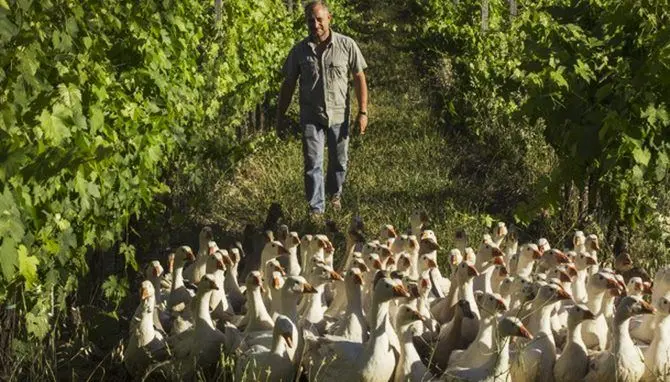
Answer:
[{"left": 18, "top": 244, "right": 39, "bottom": 288}]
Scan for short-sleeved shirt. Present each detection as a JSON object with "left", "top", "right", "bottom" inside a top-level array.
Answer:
[{"left": 282, "top": 31, "right": 367, "bottom": 126}]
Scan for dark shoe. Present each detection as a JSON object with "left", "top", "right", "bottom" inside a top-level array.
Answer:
[{"left": 331, "top": 196, "right": 342, "bottom": 211}]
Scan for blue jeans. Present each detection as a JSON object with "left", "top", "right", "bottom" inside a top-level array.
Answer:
[{"left": 302, "top": 121, "right": 349, "bottom": 213}]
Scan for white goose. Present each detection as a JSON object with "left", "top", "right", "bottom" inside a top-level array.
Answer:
[
  {"left": 642, "top": 295, "right": 670, "bottom": 382},
  {"left": 243, "top": 271, "right": 275, "bottom": 333},
  {"left": 279, "top": 231, "right": 302, "bottom": 276},
  {"left": 584, "top": 296, "right": 655, "bottom": 382},
  {"left": 124, "top": 281, "right": 167, "bottom": 378},
  {"left": 394, "top": 305, "right": 433, "bottom": 382},
  {"left": 582, "top": 271, "right": 620, "bottom": 350},
  {"left": 443, "top": 316, "right": 533, "bottom": 382},
  {"left": 514, "top": 243, "right": 542, "bottom": 278},
  {"left": 328, "top": 266, "right": 369, "bottom": 343},
  {"left": 183, "top": 226, "right": 214, "bottom": 283},
  {"left": 572, "top": 250, "right": 597, "bottom": 304},
  {"left": 554, "top": 304, "right": 595, "bottom": 382},
  {"left": 302, "top": 276, "right": 409, "bottom": 382},
  {"left": 300, "top": 262, "right": 343, "bottom": 331},
  {"left": 235, "top": 314, "right": 297, "bottom": 382},
  {"left": 447, "top": 291, "right": 507, "bottom": 370},
  {"left": 432, "top": 299, "right": 476, "bottom": 373},
  {"left": 632, "top": 266, "right": 670, "bottom": 343},
  {"left": 169, "top": 275, "right": 237, "bottom": 378},
  {"left": 167, "top": 246, "right": 196, "bottom": 335},
  {"left": 409, "top": 209, "right": 429, "bottom": 237},
  {"left": 207, "top": 250, "right": 234, "bottom": 322},
  {"left": 224, "top": 247, "right": 246, "bottom": 314},
  {"left": 511, "top": 283, "right": 572, "bottom": 382},
  {"left": 584, "top": 233, "right": 600, "bottom": 276}
]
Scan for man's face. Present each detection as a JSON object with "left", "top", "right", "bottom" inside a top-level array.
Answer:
[{"left": 305, "top": 4, "right": 331, "bottom": 42}]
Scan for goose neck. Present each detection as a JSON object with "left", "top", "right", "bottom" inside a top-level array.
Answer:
[
  {"left": 173, "top": 266, "right": 185, "bottom": 289},
  {"left": 613, "top": 316, "right": 634, "bottom": 353},
  {"left": 567, "top": 321, "right": 586, "bottom": 347},
  {"left": 196, "top": 290, "right": 215, "bottom": 327},
  {"left": 280, "top": 292, "right": 300, "bottom": 323}
]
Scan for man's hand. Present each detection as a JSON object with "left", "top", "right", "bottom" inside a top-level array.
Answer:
[{"left": 357, "top": 113, "right": 368, "bottom": 135}]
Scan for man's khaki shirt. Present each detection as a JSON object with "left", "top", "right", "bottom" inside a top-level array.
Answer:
[{"left": 282, "top": 31, "right": 367, "bottom": 126}]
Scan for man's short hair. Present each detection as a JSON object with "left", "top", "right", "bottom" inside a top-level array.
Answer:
[{"left": 304, "top": 1, "right": 329, "bottom": 15}]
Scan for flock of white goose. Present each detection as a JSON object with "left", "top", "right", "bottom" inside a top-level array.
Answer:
[{"left": 123, "top": 212, "right": 670, "bottom": 381}]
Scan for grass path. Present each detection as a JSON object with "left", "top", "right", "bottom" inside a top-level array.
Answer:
[{"left": 191, "top": 3, "right": 493, "bottom": 261}]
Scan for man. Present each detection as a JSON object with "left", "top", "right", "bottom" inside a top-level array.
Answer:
[{"left": 276, "top": 0, "right": 368, "bottom": 219}]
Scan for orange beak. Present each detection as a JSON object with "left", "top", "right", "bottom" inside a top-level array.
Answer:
[
  {"left": 140, "top": 287, "right": 150, "bottom": 300},
  {"left": 303, "top": 283, "right": 318, "bottom": 294},
  {"left": 392, "top": 283, "right": 410, "bottom": 298}
]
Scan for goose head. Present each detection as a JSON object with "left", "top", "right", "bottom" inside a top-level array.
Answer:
[
  {"left": 229, "top": 247, "right": 242, "bottom": 265},
  {"left": 245, "top": 271, "right": 265, "bottom": 293},
  {"left": 476, "top": 237, "right": 504, "bottom": 265},
  {"left": 263, "top": 240, "right": 289, "bottom": 260},
  {"left": 396, "top": 304, "right": 424, "bottom": 331},
  {"left": 588, "top": 271, "right": 620, "bottom": 293},
  {"left": 449, "top": 249, "right": 463, "bottom": 268},
  {"left": 347, "top": 216, "right": 366, "bottom": 242},
  {"left": 276, "top": 224, "right": 289, "bottom": 243},
  {"left": 454, "top": 228, "right": 468, "bottom": 249},
  {"left": 498, "top": 316, "right": 533, "bottom": 340},
  {"left": 313, "top": 234, "right": 335, "bottom": 255},
  {"left": 199, "top": 226, "right": 214, "bottom": 246},
  {"left": 145, "top": 260, "right": 164, "bottom": 280},
  {"left": 539, "top": 248, "right": 571, "bottom": 269},
  {"left": 457, "top": 298, "right": 477, "bottom": 319},
  {"left": 372, "top": 274, "right": 410, "bottom": 303},
  {"left": 475, "top": 291, "right": 507, "bottom": 314},
  {"left": 410, "top": 209, "right": 429, "bottom": 231},
  {"left": 655, "top": 296, "right": 670, "bottom": 316},
  {"left": 573, "top": 230, "right": 586, "bottom": 249},
  {"left": 284, "top": 231, "right": 301, "bottom": 251},
  {"left": 351, "top": 255, "right": 369, "bottom": 273},
  {"left": 309, "top": 262, "right": 344, "bottom": 286},
  {"left": 567, "top": 304, "right": 595, "bottom": 328},
  {"left": 575, "top": 251, "right": 597, "bottom": 271},
  {"left": 537, "top": 238, "right": 551, "bottom": 254},
  {"left": 175, "top": 245, "right": 196, "bottom": 266},
  {"left": 380, "top": 224, "right": 398, "bottom": 242},
  {"left": 396, "top": 253, "right": 412, "bottom": 273},
  {"left": 272, "top": 315, "right": 296, "bottom": 349},
  {"left": 534, "top": 283, "right": 572, "bottom": 305},
  {"left": 198, "top": 274, "right": 219, "bottom": 293},
  {"left": 418, "top": 272, "right": 432, "bottom": 298},
  {"left": 206, "top": 249, "right": 229, "bottom": 274},
  {"left": 346, "top": 267, "right": 365, "bottom": 288},
  {"left": 420, "top": 253, "right": 438, "bottom": 270},
  {"left": 546, "top": 266, "right": 573, "bottom": 285},
  {"left": 492, "top": 264, "right": 509, "bottom": 286},
  {"left": 364, "top": 252, "right": 383, "bottom": 272},
  {"left": 463, "top": 247, "right": 477, "bottom": 264},
  {"left": 614, "top": 253, "right": 634, "bottom": 273},
  {"left": 520, "top": 243, "right": 542, "bottom": 261},
  {"left": 419, "top": 230, "right": 440, "bottom": 255},
  {"left": 492, "top": 222, "right": 508, "bottom": 241},
  {"left": 139, "top": 280, "right": 156, "bottom": 313},
  {"left": 265, "top": 258, "right": 286, "bottom": 278},
  {"left": 585, "top": 234, "right": 600, "bottom": 251},
  {"left": 615, "top": 295, "right": 655, "bottom": 321},
  {"left": 455, "top": 261, "right": 479, "bottom": 282},
  {"left": 282, "top": 275, "right": 317, "bottom": 296}
]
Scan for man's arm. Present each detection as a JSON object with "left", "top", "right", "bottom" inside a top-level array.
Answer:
[
  {"left": 276, "top": 78, "right": 297, "bottom": 133},
  {"left": 353, "top": 71, "right": 368, "bottom": 135}
]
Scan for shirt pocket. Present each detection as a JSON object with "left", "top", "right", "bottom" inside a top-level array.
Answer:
[
  {"left": 299, "top": 57, "right": 319, "bottom": 90},
  {"left": 327, "top": 60, "right": 348, "bottom": 102}
]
